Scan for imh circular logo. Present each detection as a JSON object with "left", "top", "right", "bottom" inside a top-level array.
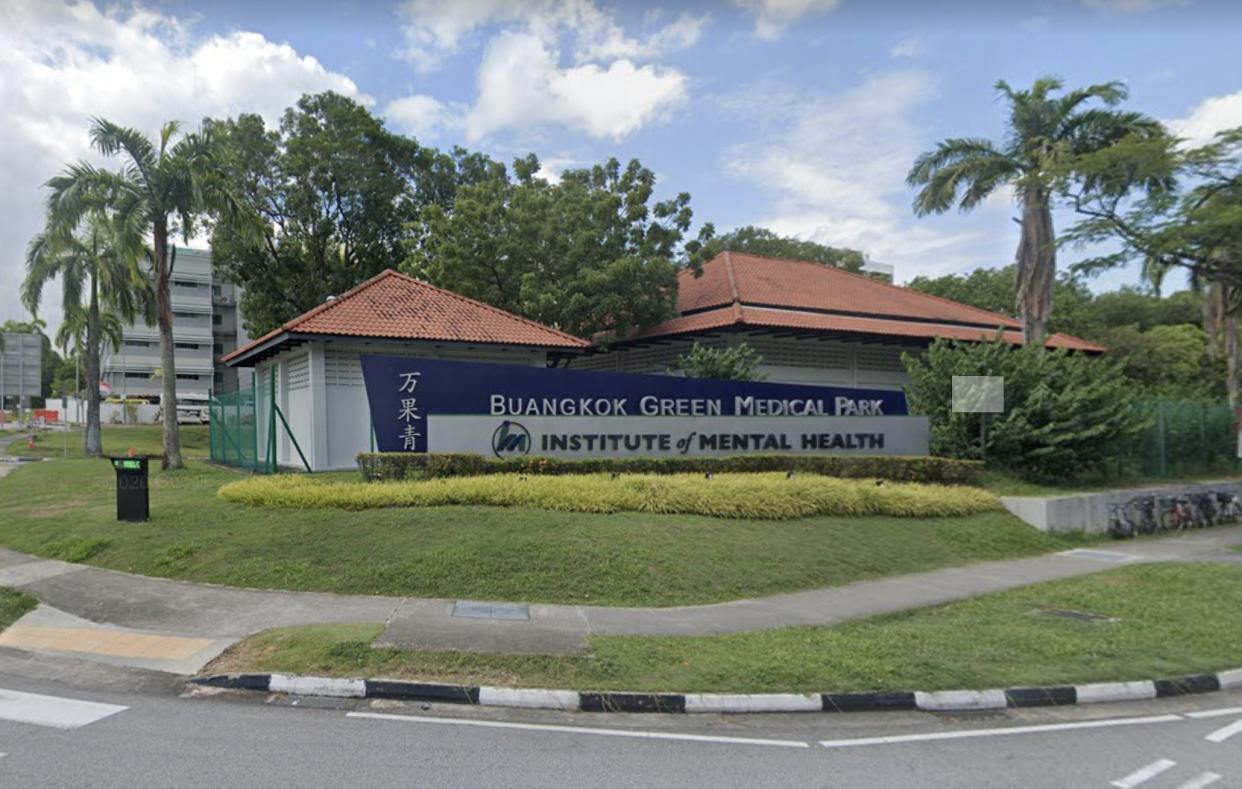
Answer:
[{"left": 491, "top": 420, "right": 531, "bottom": 458}]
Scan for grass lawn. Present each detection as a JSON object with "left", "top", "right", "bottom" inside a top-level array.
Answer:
[
  {"left": 5, "top": 425, "right": 210, "bottom": 459},
  {"left": 207, "top": 564, "right": 1242, "bottom": 693},
  {"left": 0, "top": 459, "right": 1092, "bottom": 607},
  {"left": 0, "top": 588, "right": 37, "bottom": 632}
]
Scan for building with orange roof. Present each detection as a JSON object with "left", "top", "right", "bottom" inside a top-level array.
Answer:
[
  {"left": 572, "top": 251, "right": 1103, "bottom": 387},
  {"left": 223, "top": 269, "right": 590, "bottom": 470}
]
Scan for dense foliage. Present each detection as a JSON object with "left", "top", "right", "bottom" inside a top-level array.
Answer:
[
  {"left": 909, "top": 267, "right": 1223, "bottom": 399},
  {"left": 406, "top": 154, "right": 701, "bottom": 341},
  {"left": 673, "top": 342, "right": 766, "bottom": 381},
  {"left": 903, "top": 339, "right": 1145, "bottom": 481},
  {"left": 208, "top": 92, "right": 471, "bottom": 336},
  {"left": 689, "top": 225, "right": 865, "bottom": 271},
  {"left": 356, "top": 452, "right": 982, "bottom": 485}
]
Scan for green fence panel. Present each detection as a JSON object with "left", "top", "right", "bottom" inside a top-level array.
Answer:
[
  {"left": 1111, "top": 399, "right": 1238, "bottom": 481},
  {"left": 209, "top": 371, "right": 269, "bottom": 473}
]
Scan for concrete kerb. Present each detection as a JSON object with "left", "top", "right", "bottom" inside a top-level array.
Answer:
[{"left": 190, "top": 668, "right": 1233, "bottom": 715}]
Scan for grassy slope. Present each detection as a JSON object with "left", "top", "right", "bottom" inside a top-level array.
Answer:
[
  {"left": 210, "top": 564, "right": 1242, "bottom": 693},
  {"left": 0, "top": 459, "right": 1091, "bottom": 607}
]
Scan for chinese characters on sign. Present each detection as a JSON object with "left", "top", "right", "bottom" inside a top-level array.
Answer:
[{"left": 398, "top": 372, "right": 422, "bottom": 451}]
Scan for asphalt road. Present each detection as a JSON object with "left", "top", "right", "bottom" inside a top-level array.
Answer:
[{"left": 0, "top": 667, "right": 1239, "bottom": 789}]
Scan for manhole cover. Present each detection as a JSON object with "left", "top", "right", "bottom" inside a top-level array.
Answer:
[
  {"left": 452, "top": 601, "right": 530, "bottom": 621},
  {"left": 1059, "top": 549, "right": 1135, "bottom": 563},
  {"left": 1037, "top": 608, "right": 1118, "bottom": 623}
]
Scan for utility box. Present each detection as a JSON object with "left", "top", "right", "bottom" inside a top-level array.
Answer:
[{"left": 107, "top": 456, "right": 151, "bottom": 522}]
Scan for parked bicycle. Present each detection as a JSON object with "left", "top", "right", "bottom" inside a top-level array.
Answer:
[{"left": 1107, "top": 502, "right": 1136, "bottom": 539}]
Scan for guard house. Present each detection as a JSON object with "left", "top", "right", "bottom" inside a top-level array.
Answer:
[
  {"left": 571, "top": 252, "right": 1103, "bottom": 388},
  {"left": 222, "top": 270, "right": 590, "bottom": 471}
]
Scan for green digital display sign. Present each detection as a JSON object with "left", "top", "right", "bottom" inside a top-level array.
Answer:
[{"left": 115, "top": 460, "right": 141, "bottom": 469}]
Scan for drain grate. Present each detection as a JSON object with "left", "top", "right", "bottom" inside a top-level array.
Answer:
[
  {"left": 1058, "top": 549, "right": 1135, "bottom": 563},
  {"left": 452, "top": 601, "right": 531, "bottom": 621}
]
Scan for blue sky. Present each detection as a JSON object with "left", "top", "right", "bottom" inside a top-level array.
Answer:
[{"left": 3, "top": 0, "right": 1241, "bottom": 339}]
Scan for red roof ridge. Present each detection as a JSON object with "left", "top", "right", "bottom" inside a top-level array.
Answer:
[
  {"left": 723, "top": 250, "right": 741, "bottom": 303},
  {"left": 694, "top": 251, "right": 1022, "bottom": 329}
]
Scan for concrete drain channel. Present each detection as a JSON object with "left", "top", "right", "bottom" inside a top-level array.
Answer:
[{"left": 452, "top": 601, "right": 531, "bottom": 621}]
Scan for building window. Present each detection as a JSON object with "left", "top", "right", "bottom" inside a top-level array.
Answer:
[
  {"left": 123, "top": 340, "right": 150, "bottom": 348},
  {"left": 174, "top": 342, "right": 200, "bottom": 350},
  {"left": 176, "top": 374, "right": 199, "bottom": 381},
  {"left": 213, "top": 343, "right": 224, "bottom": 355},
  {"left": 173, "top": 311, "right": 201, "bottom": 320},
  {"left": 173, "top": 280, "right": 198, "bottom": 289},
  {"left": 212, "top": 314, "right": 223, "bottom": 326},
  {"left": 124, "top": 372, "right": 150, "bottom": 379},
  {"left": 212, "top": 285, "right": 222, "bottom": 297},
  {"left": 213, "top": 372, "right": 224, "bottom": 387}
]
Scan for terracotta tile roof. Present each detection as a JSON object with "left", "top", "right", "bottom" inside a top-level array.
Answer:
[
  {"left": 680, "top": 251, "right": 1023, "bottom": 328},
  {"left": 626, "top": 304, "right": 1105, "bottom": 351},
  {"left": 622, "top": 252, "right": 1104, "bottom": 352},
  {"left": 224, "top": 269, "right": 588, "bottom": 364}
]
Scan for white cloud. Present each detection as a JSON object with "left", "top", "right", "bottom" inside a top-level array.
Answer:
[
  {"left": 464, "top": 32, "right": 688, "bottom": 142},
  {"left": 731, "top": 0, "right": 843, "bottom": 40},
  {"left": 394, "top": 0, "right": 699, "bottom": 142},
  {"left": 384, "top": 94, "right": 462, "bottom": 140},
  {"left": 1168, "top": 90, "right": 1242, "bottom": 147},
  {"left": 890, "top": 37, "right": 926, "bottom": 59},
  {"left": 397, "top": 0, "right": 707, "bottom": 70},
  {"left": 719, "top": 70, "right": 1001, "bottom": 282},
  {"left": 0, "top": 0, "right": 368, "bottom": 336}
]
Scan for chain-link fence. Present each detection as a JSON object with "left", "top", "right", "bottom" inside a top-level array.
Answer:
[
  {"left": 1111, "top": 399, "right": 1239, "bottom": 480},
  {"left": 209, "top": 370, "right": 274, "bottom": 473}
]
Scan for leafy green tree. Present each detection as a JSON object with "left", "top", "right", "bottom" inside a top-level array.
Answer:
[
  {"left": 673, "top": 342, "right": 766, "bottom": 381},
  {"left": 907, "top": 77, "right": 1165, "bottom": 348},
  {"left": 23, "top": 212, "right": 151, "bottom": 455},
  {"left": 1065, "top": 128, "right": 1242, "bottom": 402},
  {"left": 903, "top": 338, "right": 1143, "bottom": 481},
  {"left": 408, "top": 155, "right": 700, "bottom": 341},
  {"left": 41, "top": 117, "right": 250, "bottom": 468},
  {"left": 209, "top": 92, "right": 462, "bottom": 336},
  {"left": 689, "top": 225, "right": 865, "bottom": 271}
]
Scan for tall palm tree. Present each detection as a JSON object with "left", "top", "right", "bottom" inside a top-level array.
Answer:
[
  {"left": 23, "top": 212, "right": 151, "bottom": 456},
  {"left": 41, "top": 118, "right": 249, "bottom": 468},
  {"left": 907, "top": 77, "right": 1165, "bottom": 347}
]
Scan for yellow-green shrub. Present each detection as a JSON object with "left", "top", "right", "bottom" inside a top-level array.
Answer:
[{"left": 219, "top": 473, "right": 1002, "bottom": 520}]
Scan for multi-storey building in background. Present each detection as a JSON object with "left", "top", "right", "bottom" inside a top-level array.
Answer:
[{"left": 101, "top": 248, "right": 250, "bottom": 400}]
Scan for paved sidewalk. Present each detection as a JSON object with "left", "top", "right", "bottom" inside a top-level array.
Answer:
[{"left": 0, "top": 503, "right": 1238, "bottom": 673}]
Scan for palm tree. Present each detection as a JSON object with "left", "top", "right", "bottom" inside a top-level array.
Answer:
[
  {"left": 41, "top": 118, "right": 249, "bottom": 468},
  {"left": 23, "top": 212, "right": 151, "bottom": 456},
  {"left": 907, "top": 77, "right": 1165, "bottom": 347}
]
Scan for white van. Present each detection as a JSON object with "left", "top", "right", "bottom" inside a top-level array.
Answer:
[{"left": 175, "top": 394, "right": 210, "bottom": 425}]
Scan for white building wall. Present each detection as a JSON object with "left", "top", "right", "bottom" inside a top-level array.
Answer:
[{"left": 250, "top": 340, "right": 551, "bottom": 471}]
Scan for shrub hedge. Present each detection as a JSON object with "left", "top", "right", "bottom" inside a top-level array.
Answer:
[
  {"left": 355, "top": 452, "right": 981, "bottom": 486},
  {"left": 220, "top": 472, "right": 1002, "bottom": 520}
]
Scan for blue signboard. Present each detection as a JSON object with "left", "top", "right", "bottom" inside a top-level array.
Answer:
[{"left": 360, "top": 355, "right": 926, "bottom": 459}]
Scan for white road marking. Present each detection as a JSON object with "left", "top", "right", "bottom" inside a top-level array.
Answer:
[
  {"left": 1186, "top": 707, "right": 1242, "bottom": 719},
  {"left": 1110, "top": 759, "right": 1177, "bottom": 788},
  {"left": 1205, "top": 718, "right": 1242, "bottom": 744},
  {"left": 1176, "top": 773, "right": 1222, "bottom": 789},
  {"left": 346, "top": 712, "right": 810, "bottom": 749},
  {"left": 0, "top": 688, "right": 128, "bottom": 729},
  {"left": 818, "top": 714, "right": 1183, "bottom": 749}
]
